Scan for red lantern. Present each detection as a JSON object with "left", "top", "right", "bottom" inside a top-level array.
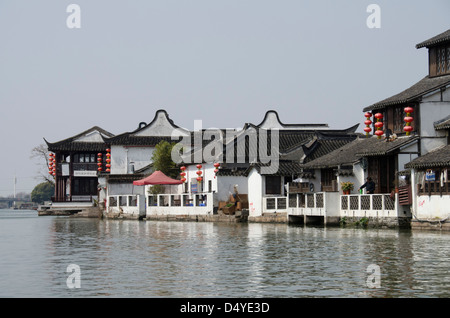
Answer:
[
  {"left": 181, "top": 178, "right": 186, "bottom": 183},
  {"left": 404, "top": 117, "right": 413, "bottom": 123},
  {"left": 404, "top": 107, "right": 414, "bottom": 114},
  {"left": 375, "top": 130, "right": 384, "bottom": 137},
  {"left": 364, "top": 127, "right": 372, "bottom": 133},
  {"left": 374, "top": 113, "right": 383, "bottom": 119},
  {"left": 374, "top": 121, "right": 383, "bottom": 128},
  {"left": 196, "top": 170, "right": 202, "bottom": 175},
  {"left": 180, "top": 166, "right": 186, "bottom": 171},
  {"left": 403, "top": 125, "right": 413, "bottom": 132},
  {"left": 196, "top": 164, "right": 202, "bottom": 169},
  {"left": 106, "top": 164, "right": 111, "bottom": 168},
  {"left": 196, "top": 177, "right": 203, "bottom": 182},
  {"left": 180, "top": 172, "right": 186, "bottom": 177},
  {"left": 213, "top": 163, "right": 220, "bottom": 168}
]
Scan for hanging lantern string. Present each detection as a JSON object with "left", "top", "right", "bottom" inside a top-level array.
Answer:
[
  {"left": 374, "top": 113, "right": 384, "bottom": 139},
  {"left": 404, "top": 107, "right": 414, "bottom": 136},
  {"left": 364, "top": 112, "right": 372, "bottom": 137}
]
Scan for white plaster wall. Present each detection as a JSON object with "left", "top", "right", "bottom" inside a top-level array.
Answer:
[
  {"left": 415, "top": 195, "right": 450, "bottom": 220},
  {"left": 248, "top": 169, "right": 263, "bottom": 216},
  {"left": 419, "top": 101, "right": 450, "bottom": 154},
  {"left": 111, "top": 145, "right": 154, "bottom": 174}
]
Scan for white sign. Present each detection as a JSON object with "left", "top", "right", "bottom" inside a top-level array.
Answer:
[
  {"left": 62, "top": 163, "right": 70, "bottom": 176},
  {"left": 74, "top": 170, "right": 97, "bottom": 177}
]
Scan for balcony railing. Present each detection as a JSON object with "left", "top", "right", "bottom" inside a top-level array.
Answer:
[
  {"left": 340, "top": 194, "right": 395, "bottom": 212},
  {"left": 52, "top": 195, "right": 97, "bottom": 203}
]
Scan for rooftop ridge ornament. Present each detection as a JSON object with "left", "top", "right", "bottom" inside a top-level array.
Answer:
[
  {"left": 364, "top": 112, "right": 372, "bottom": 137},
  {"left": 374, "top": 113, "right": 384, "bottom": 139},
  {"left": 404, "top": 107, "right": 414, "bottom": 135}
]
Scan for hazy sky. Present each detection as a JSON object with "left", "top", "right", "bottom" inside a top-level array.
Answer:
[{"left": 0, "top": 0, "right": 449, "bottom": 196}]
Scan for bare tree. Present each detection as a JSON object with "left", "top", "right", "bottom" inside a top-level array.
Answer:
[{"left": 30, "top": 144, "right": 54, "bottom": 184}]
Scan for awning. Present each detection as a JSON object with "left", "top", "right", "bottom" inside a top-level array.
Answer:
[{"left": 133, "top": 170, "right": 183, "bottom": 185}]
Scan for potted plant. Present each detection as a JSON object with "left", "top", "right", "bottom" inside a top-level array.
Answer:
[{"left": 340, "top": 181, "right": 354, "bottom": 194}]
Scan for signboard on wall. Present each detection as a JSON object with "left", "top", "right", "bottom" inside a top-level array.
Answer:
[{"left": 74, "top": 171, "right": 97, "bottom": 177}]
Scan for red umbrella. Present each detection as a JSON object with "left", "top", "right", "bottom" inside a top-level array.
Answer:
[{"left": 133, "top": 170, "right": 183, "bottom": 185}]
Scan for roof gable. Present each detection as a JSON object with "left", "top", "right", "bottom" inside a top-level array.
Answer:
[
  {"left": 256, "top": 110, "right": 329, "bottom": 130},
  {"left": 133, "top": 109, "right": 189, "bottom": 137}
]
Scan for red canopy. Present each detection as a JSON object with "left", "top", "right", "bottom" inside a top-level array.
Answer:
[{"left": 133, "top": 170, "right": 183, "bottom": 185}]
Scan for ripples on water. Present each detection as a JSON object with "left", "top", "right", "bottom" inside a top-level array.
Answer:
[{"left": 0, "top": 210, "right": 449, "bottom": 298}]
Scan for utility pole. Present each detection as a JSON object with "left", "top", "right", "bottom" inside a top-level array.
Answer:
[{"left": 13, "top": 173, "right": 16, "bottom": 209}]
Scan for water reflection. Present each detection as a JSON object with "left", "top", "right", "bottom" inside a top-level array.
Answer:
[{"left": 1, "top": 210, "right": 450, "bottom": 297}]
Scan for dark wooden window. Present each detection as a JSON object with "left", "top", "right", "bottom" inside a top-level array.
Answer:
[
  {"left": 430, "top": 45, "right": 450, "bottom": 77},
  {"left": 73, "top": 177, "right": 97, "bottom": 195},
  {"left": 321, "top": 168, "right": 336, "bottom": 191},
  {"left": 265, "top": 176, "right": 281, "bottom": 195}
]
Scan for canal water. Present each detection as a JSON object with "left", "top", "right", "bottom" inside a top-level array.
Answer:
[{"left": 0, "top": 209, "right": 449, "bottom": 298}]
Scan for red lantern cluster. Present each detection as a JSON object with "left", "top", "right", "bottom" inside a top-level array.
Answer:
[
  {"left": 48, "top": 153, "right": 56, "bottom": 176},
  {"left": 196, "top": 164, "right": 203, "bottom": 183},
  {"left": 364, "top": 112, "right": 372, "bottom": 137},
  {"left": 97, "top": 152, "right": 103, "bottom": 172},
  {"left": 105, "top": 148, "right": 111, "bottom": 172},
  {"left": 374, "top": 113, "right": 384, "bottom": 139},
  {"left": 404, "top": 107, "right": 414, "bottom": 135},
  {"left": 213, "top": 162, "right": 220, "bottom": 179},
  {"left": 180, "top": 166, "right": 186, "bottom": 183}
]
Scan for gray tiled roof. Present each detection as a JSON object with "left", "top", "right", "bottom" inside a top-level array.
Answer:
[
  {"left": 45, "top": 126, "right": 114, "bottom": 152},
  {"left": 364, "top": 74, "right": 450, "bottom": 111},
  {"left": 434, "top": 115, "right": 450, "bottom": 130},
  {"left": 416, "top": 29, "right": 450, "bottom": 49},
  {"left": 302, "top": 135, "right": 419, "bottom": 169},
  {"left": 405, "top": 145, "right": 450, "bottom": 169}
]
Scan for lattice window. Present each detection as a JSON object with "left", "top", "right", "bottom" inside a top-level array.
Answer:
[
  {"left": 277, "top": 198, "right": 287, "bottom": 210},
  {"left": 361, "top": 195, "right": 371, "bottom": 210},
  {"left": 350, "top": 196, "right": 359, "bottom": 210},
  {"left": 341, "top": 196, "right": 348, "bottom": 210},
  {"left": 372, "top": 195, "right": 382, "bottom": 210},
  {"left": 316, "top": 193, "right": 324, "bottom": 208},
  {"left": 307, "top": 193, "right": 315, "bottom": 208},
  {"left": 109, "top": 196, "right": 117, "bottom": 207},
  {"left": 288, "top": 194, "right": 297, "bottom": 208},
  {"left": 129, "top": 196, "right": 137, "bottom": 207},
  {"left": 447, "top": 47, "right": 450, "bottom": 72},
  {"left": 299, "top": 194, "right": 306, "bottom": 208},
  {"left": 437, "top": 47, "right": 447, "bottom": 74},
  {"left": 384, "top": 195, "right": 395, "bottom": 210},
  {"left": 266, "top": 198, "right": 275, "bottom": 210}
]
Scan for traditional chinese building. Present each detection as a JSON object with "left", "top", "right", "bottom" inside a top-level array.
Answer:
[{"left": 44, "top": 126, "right": 114, "bottom": 210}]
